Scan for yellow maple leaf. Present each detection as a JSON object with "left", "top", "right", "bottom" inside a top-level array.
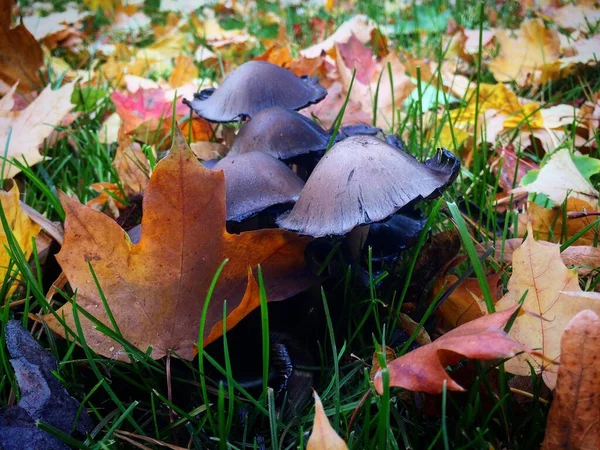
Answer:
[{"left": 0, "top": 184, "right": 41, "bottom": 295}]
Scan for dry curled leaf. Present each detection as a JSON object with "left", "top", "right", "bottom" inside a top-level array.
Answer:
[
  {"left": 541, "top": 310, "right": 600, "bottom": 450},
  {"left": 373, "top": 307, "right": 523, "bottom": 394},
  {"left": 44, "top": 129, "right": 315, "bottom": 362},
  {"left": 496, "top": 227, "right": 600, "bottom": 388},
  {"left": 307, "top": 392, "right": 348, "bottom": 450}
]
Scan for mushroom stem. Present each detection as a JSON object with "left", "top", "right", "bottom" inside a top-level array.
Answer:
[{"left": 347, "top": 224, "right": 371, "bottom": 260}]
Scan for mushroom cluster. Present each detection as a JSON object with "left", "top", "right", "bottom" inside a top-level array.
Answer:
[{"left": 185, "top": 60, "right": 459, "bottom": 249}]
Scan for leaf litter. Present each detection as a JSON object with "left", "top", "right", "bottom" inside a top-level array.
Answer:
[{"left": 0, "top": 0, "right": 599, "bottom": 447}]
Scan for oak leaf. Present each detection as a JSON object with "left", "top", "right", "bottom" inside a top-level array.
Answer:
[
  {"left": 0, "top": 184, "right": 41, "bottom": 295},
  {"left": 541, "top": 310, "right": 600, "bottom": 450},
  {"left": 307, "top": 392, "right": 348, "bottom": 450},
  {"left": 0, "top": 82, "right": 75, "bottom": 179},
  {"left": 373, "top": 308, "right": 523, "bottom": 394},
  {"left": 44, "top": 129, "right": 314, "bottom": 361},
  {"left": 496, "top": 229, "right": 600, "bottom": 388}
]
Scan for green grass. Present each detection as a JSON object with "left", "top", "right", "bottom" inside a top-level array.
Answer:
[{"left": 1, "top": 0, "right": 599, "bottom": 448}]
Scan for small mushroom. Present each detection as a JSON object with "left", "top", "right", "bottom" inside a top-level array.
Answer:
[
  {"left": 183, "top": 61, "right": 327, "bottom": 123},
  {"left": 229, "top": 107, "right": 331, "bottom": 159},
  {"left": 277, "top": 135, "right": 459, "bottom": 237},
  {"left": 213, "top": 152, "right": 305, "bottom": 222}
]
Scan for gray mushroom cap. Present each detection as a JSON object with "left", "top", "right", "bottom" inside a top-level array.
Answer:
[
  {"left": 276, "top": 135, "right": 459, "bottom": 237},
  {"left": 213, "top": 152, "right": 305, "bottom": 222},
  {"left": 183, "top": 61, "right": 327, "bottom": 123},
  {"left": 229, "top": 107, "right": 332, "bottom": 159}
]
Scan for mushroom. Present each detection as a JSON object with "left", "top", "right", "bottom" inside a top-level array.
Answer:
[
  {"left": 213, "top": 152, "right": 305, "bottom": 222},
  {"left": 276, "top": 135, "right": 459, "bottom": 237},
  {"left": 229, "top": 107, "right": 383, "bottom": 160},
  {"left": 183, "top": 61, "right": 327, "bottom": 123},
  {"left": 228, "top": 107, "right": 332, "bottom": 159}
]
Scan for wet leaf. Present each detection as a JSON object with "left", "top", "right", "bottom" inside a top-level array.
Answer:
[{"left": 44, "top": 129, "right": 315, "bottom": 361}]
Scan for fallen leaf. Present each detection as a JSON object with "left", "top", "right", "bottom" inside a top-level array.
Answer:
[
  {"left": 336, "top": 48, "right": 414, "bottom": 128},
  {"left": 336, "top": 33, "right": 377, "bottom": 84},
  {"left": 22, "top": 6, "right": 88, "bottom": 49},
  {"left": 541, "top": 310, "right": 600, "bottom": 450},
  {"left": 0, "top": 18, "right": 44, "bottom": 92},
  {"left": 512, "top": 149, "right": 599, "bottom": 207},
  {"left": 44, "top": 129, "right": 315, "bottom": 361},
  {"left": 370, "top": 345, "right": 397, "bottom": 380},
  {"left": 112, "top": 127, "right": 151, "bottom": 196},
  {"left": 552, "top": 4, "right": 600, "bottom": 33},
  {"left": 0, "top": 184, "right": 41, "bottom": 294},
  {"left": 488, "top": 19, "right": 561, "bottom": 86},
  {"left": 168, "top": 54, "right": 199, "bottom": 88},
  {"left": 0, "top": 321, "right": 94, "bottom": 450},
  {"left": 489, "top": 238, "right": 600, "bottom": 276},
  {"left": 496, "top": 228, "right": 600, "bottom": 388},
  {"left": 430, "top": 258, "right": 502, "bottom": 330},
  {"left": 253, "top": 43, "right": 293, "bottom": 68},
  {"left": 0, "top": 82, "right": 75, "bottom": 179},
  {"left": 519, "top": 198, "right": 600, "bottom": 246},
  {"left": 373, "top": 307, "right": 523, "bottom": 394},
  {"left": 301, "top": 15, "right": 374, "bottom": 59},
  {"left": 307, "top": 392, "right": 348, "bottom": 450}
]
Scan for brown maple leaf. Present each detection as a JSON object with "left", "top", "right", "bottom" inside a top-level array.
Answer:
[{"left": 44, "top": 129, "right": 314, "bottom": 362}]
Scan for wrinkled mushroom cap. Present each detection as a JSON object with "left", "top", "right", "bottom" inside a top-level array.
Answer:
[
  {"left": 183, "top": 61, "right": 327, "bottom": 123},
  {"left": 213, "top": 152, "right": 305, "bottom": 221},
  {"left": 277, "top": 135, "right": 459, "bottom": 237},
  {"left": 229, "top": 107, "right": 332, "bottom": 159}
]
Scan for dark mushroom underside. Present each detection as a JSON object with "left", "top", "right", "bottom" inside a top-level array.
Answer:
[
  {"left": 213, "top": 152, "right": 305, "bottom": 222},
  {"left": 276, "top": 135, "right": 460, "bottom": 237},
  {"left": 183, "top": 61, "right": 327, "bottom": 123}
]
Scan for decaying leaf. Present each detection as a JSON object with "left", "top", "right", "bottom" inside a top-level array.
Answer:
[
  {"left": 541, "top": 310, "right": 600, "bottom": 450},
  {"left": 168, "top": 54, "right": 199, "bottom": 88},
  {"left": 307, "top": 392, "right": 348, "bottom": 450},
  {"left": 0, "top": 82, "right": 75, "bottom": 179},
  {"left": 0, "top": 184, "right": 41, "bottom": 294},
  {"left": 0, "top": 321, "right": 93, "bottom": 450},
  {"left": 496, "top": 228, "right": 600, "bottom": 388},
  {"left": 44, "top": 129, "right": 315, "bottom": 361},
  {"left": 373, "top": 307, "right": 523, "bottom": 394}
]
